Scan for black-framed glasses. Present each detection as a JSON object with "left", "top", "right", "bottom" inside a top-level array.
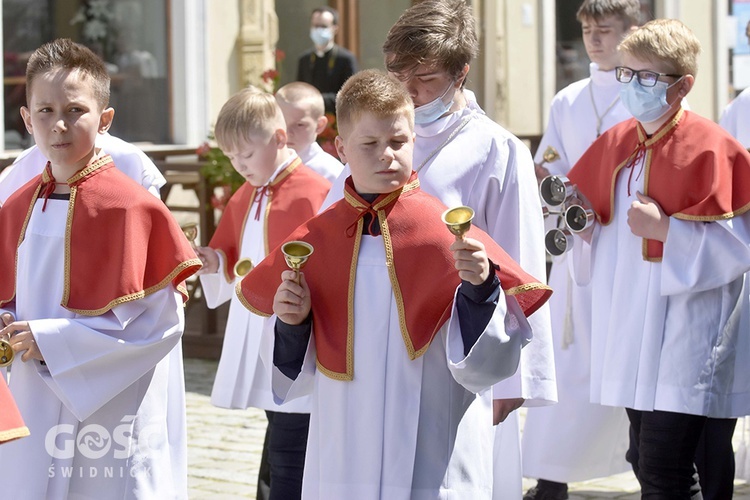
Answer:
[{"left": 615, "top": 66, "right": 682, "bottom": 88}]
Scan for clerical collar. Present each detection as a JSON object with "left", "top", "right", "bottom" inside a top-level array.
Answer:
[
  {"left": 314, "top": 42, "right": 334, "bottom": 57},
  {"left": 588, "top": 62, "right": 619, "bottom": 88}
]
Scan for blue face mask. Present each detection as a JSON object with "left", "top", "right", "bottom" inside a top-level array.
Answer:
[
  {"left": 414, "top": 81, "right": 455, "bottom": 125},
  {"left": 310, "top": 27, "right": 334, "bottom": 47},
  {"left": 619, "top": 77, "right": 683, "bottom": 123}
]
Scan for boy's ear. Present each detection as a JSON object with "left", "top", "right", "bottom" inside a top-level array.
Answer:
[
  {"left": 455, "top": 64, "right": 470, "bottom": 88},
  {"left": 334, "top": 135, "right": 347, "bottom": 164},
  {"left": 676, "top": 74, "right": 695, "bottom": 99},
  {"left": 315, "top": 115, "right": 328, "bottom": 136},
  {"left": 274, "top": 128, "right": 288, "bottom": 148},
  {"left": 20, "top": 107, "right": 33, "bottom": 135},
  {"left": 98, "top": 107, "right": 115, "bottom": 134}
]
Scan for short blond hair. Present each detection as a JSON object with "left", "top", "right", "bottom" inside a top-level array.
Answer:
[
  {"left": 618, "top": 19, "right": 701, "bottom": 76},
  {"left": 214, "top": 86, "right": 286, "bottom": 151},
  {"left": 336, "top": 70, "right": 414, "bottom": 137},
  {"left": 275, "top": 82, "right": 325, "bottom": 119}
]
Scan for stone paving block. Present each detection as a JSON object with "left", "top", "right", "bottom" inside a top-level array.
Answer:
[{"left": 184, "top": 358, "right": 750, "bottom": 500}]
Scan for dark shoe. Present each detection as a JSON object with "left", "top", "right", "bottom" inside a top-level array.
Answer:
[{"left": 523, "top": 479, "right": 569, "bottom": 500}]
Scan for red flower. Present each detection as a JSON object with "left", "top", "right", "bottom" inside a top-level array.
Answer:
[
  {"left": 196, "top": 142, "right": 211, "bottom": 158},
  {"left": 262, "top": 69, "right": 280, "bottom": 84},
  {"left": 275, "top": 49, "right": 286, "bottom": 63}
]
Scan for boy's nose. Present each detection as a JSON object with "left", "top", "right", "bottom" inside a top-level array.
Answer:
[
  {"left": 53, "top": 118, "right": 67, "bottom": 132},
  {"left": 380, "top": 147, "right": 395, "bottom": 162}
]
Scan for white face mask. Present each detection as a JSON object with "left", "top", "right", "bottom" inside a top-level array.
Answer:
[
  {"left": 310, "top": 27, "right": 334, "bottom": 47},
  {"left": 619, "top": 77, "right": 683, "bottom": 123},
  {"left": 414, "top": 81, "right": 455, "bottom": 125}
]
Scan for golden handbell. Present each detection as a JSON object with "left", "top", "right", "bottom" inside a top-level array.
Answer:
[
  {"left": 181, "top": 222, "right": 199, "bottom": 246},
  {"left": 441, "top": 206, "right": 475, "bottom": 241},
  {"left": 281, "top": 241, "right": 314, "bottom": 285},
  {"left": 234, "top": 258, "right": 254, "bottom": 278},
  {"left": 0, "top": 338, "right": 13, "bottom": 368}
]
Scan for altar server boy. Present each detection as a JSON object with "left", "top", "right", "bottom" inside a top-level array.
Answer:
[
  {"left": 567, "top": 19, "right": 750, "bottom": 497},
  {"left": 238, "top": 69, "right": 552, "bottom": 499},
  {"left": 0, "top": 38, "right": 200, "bottom": 499},
  {"left": 194, "top": 86, "right": 330, "bottom": 498}
]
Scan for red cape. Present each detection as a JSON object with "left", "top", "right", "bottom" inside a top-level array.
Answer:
[
  {"left": 0, "top": 156, "right": 202, "bottom": 314},
  {"left": 237, "top": 173, "right": 552, "bottom": 380},
  {"left": 0, "top": 376, "right": 29, "bottom": 444},
  {"left": 568, "top": 109, "right": 750, "bottom": 261},
  {"left": 208, "top": 157, "right": 331, "bottom": 281}
]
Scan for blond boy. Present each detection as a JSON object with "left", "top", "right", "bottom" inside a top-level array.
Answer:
[
  {"left": 194, "top": 86, "right": 330, "bottom": 499},
  {"left": 237, "top": 69, "right": 551, "bottom": 498},
  {"left": 567, "top": 20, "right": 750, "bottom": 497},
  {"left": 275, "top": 82, "right": 343, "bottom": 182}
]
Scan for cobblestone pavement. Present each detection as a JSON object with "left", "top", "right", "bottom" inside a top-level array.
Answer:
[{"left": 185, "top": 358, "right": 750, "bottom": 499}]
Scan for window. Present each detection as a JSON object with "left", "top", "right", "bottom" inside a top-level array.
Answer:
[{"left": 2, "top": 0, "right": 170, "bottom": 149}]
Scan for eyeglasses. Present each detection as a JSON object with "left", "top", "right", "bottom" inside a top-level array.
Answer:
[{"left": 615, "top": 66, "right": 682, "bottom": 88}]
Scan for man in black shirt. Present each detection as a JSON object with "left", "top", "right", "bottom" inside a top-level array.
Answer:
[{"left": 296, "top": 6, "right": 357, "bottom": 113}]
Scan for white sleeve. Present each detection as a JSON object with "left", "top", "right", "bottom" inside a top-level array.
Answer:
[
  {"left": 198, "top": 253, "right": 234, "bottom": 308},
  {"left": 28, "top": 286, "right": 184, "bottom": 421},
  {"left": 258, "top": 314, "right": 316, "bottom": 404},
  {"left": 662, "top": 214, "right": 750, "bottom": 295},
  {"left": 446, "top": 287, "right": 530, "bottom": 394},
  {"left": 534, "top": 97, "right": 572, "bottom": 174}
]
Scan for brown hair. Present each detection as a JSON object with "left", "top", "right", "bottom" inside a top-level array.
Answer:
[
  {"left": 576, "top": 0, "right": 641, "bottom": 29},
  {"left": 275, "top": 82, "right": 325, "bottom": 119},
  {"left": 335, "top": 69, "right": 414, "bottom": 136},
  {"left": 214, "top": 86, "right": 286, "bottom": 152},
  {"left": 618, "top": 19, "right": 701, "bottom": 76},
  {"left": 382, "top": 0, "right": 478, "bottom": 81},
  {"left": 25, "top": 38, "right": 110, "bottom": 109}
]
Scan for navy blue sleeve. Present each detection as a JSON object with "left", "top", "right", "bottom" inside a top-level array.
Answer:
[
  {"left": 456, "top": 264, "right": 501, "bottom": 356},
  {"left": 273, "top": 315, "right": 312, "bottom": 380}
]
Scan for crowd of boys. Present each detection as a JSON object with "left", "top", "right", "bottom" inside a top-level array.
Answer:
[{"left": 1, "top": 1, "right": 750, "bottom": 499}]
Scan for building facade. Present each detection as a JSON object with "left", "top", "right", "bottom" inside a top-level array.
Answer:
[{"left": 0, "top": 0, "right": 743, "bottom": 151}]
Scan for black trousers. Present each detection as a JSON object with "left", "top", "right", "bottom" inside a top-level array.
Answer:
[
  {"left": 256, "top": 411, "right": 310, "bottom": 500},
  {"left": 626, "top": 408, "right": 706, "bottom": 499},
  {"left": 694, "top": 417, "right": 738, "bottom": 500}
]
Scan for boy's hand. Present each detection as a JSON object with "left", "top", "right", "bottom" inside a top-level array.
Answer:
[
  {"left": 194, "top": 246, "right": 219, "bottom": 274},
  {"left": 0, "top": 312, "right": 14, "bottom": 327},
  {"left": 450, "top": 237, "right": 491, "bottom": 285},
  {"left": 0, "top": 321, "right": 44, "bottom": 363},
  {"left": 493, "top": 397, "right": 525, "bottom": 425},
  {"left": 628, "top": 192, "right": 669, "bottom": 242},
  {"left": 273, "top": 270, "right": 312, "bottom": 326}
]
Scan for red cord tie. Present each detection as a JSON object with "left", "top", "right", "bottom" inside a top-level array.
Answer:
[
  {"left": 624, "top": 142, "right": 647, "bottom": 197},
  {"left": 346, "top": 206, "right": 379, "bottom": 237},
  {"left": 253, "top": 185, "right": 271, "bottom": 221},
  {"left": 39, "top": 164, "right": 58, "bottom": 212}
]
